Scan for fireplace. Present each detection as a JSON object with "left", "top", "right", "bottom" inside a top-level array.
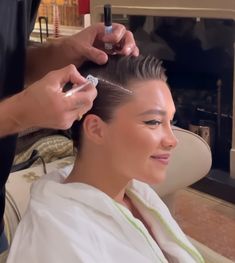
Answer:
[{"left": 90, "top": 0, "right": 235, "bottom": 178}]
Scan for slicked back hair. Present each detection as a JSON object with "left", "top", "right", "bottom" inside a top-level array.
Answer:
[{"left": 71, "top": 55, "right": 167, "bottom": 150}]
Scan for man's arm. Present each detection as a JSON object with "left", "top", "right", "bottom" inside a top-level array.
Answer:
[
  {"left": 0, "top": 94, "right": 25, "bottom": 137},
  {"left": 25, "top": 38, "right": 74, "bottom": 85}
]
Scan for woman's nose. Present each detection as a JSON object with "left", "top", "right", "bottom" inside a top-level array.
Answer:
[{"left": 162, "top": 128, "right": 178, "bottom": 149}]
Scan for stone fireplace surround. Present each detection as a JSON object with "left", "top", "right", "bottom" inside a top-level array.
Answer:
[{"left": 90, "top": 0, "right": 235, "bottom": 178}]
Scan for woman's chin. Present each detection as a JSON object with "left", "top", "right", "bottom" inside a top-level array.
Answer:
[{"left": 142, "top": 172, "right": 166, "bottom": 185}]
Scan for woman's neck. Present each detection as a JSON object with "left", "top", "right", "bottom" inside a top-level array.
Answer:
[{"left": 64, "top": 156, "right": 130, "bottom": 205}]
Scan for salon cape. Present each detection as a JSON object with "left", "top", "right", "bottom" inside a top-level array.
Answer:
[{"left": 7, "top": 168, "right": 204, "bottom": 263}]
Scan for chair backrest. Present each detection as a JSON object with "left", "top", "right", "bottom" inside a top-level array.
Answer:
[{"left": 152, "top": 126, "right": 212, "bottom": 197}]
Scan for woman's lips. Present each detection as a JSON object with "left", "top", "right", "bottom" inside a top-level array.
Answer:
[{"left": 150, "top": 154, "right": 170, "bottom": 165}]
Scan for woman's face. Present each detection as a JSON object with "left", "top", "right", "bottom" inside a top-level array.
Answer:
[{"left": 103, "top": 79, "right": 177, "bottom": 185}]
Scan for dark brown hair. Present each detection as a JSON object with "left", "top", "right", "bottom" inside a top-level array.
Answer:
[{"left": 71, "top": 55, "right": 167, "bottom": 150}]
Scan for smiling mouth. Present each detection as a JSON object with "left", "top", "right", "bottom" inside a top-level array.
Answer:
[{"left": 150, "top": 155, "right": 170, "bottom": 165}]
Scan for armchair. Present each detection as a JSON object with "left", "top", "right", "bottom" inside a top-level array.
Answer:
[{"left": 4, "top": 127, "right": 233, "bottom": 263}]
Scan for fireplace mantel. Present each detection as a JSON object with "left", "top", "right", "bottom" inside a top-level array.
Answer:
[
  {"left": 90, "top": 0, "right": 235, "bottom": 178},
  {"left": 90, "top": 0, "right": 235, "bottom": 20}
]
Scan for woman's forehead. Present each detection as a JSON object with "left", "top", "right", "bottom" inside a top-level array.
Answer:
[
  {"left": 127, "top": 79, "right": 169, "bottom": 98},
  {"left": 127, "top": 78, "right": 166, "bottom": 89},
  {"left": 115, "top": 79, "right": 175, "bottom": 116}
]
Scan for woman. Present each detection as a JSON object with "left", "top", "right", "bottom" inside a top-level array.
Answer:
[{"left": 7, "top": 56, "right": 204, "bottom": 263}]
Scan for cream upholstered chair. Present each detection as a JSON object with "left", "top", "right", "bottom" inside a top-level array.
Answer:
[
  {"left": 152, "top": 126, "right": 212, "bottom": 206},
  {"left": 4, "top": 127, "right": 234, "bottom": 263},
  {"left": 153, "top": 125, "right": 212, "bottom": 197},
  {"left": 5, "top": 126, "right": 212, "bottom": 222},
  {"left": 151, "top": 126, "right": 212, "bottom": 222}
]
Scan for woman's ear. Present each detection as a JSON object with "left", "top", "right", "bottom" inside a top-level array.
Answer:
[{"left": 82, "top": 115, "right": 107, "bottom": 144}]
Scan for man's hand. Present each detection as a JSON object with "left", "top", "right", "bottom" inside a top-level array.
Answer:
[
  {"left": 5, "top": 65, "right": 97, "bottom": 135},
  {"left": 26, "top": 22, "right": 139, "bottom": 84},
  {"left": 68, "top": 23, "right": 139, "bottom": 66}
]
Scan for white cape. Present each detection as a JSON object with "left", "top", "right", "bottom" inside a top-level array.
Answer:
[{"left": 7, "top": 168, "right": 204, "bottom": 263}]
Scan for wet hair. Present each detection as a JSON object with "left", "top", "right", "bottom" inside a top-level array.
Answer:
[{"left": 71, "top": 55, "right": 167, "bottom": 150}]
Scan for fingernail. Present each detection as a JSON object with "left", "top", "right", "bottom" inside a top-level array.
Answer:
[
  {"left": 78, "top": 114, "right": 83, "bottom": 120},
  {"left": 125, "top": 46, "right": 132, "bottom": 55},
  {"left": 97, "top": 54, "right": 107, "bottom": 64}
]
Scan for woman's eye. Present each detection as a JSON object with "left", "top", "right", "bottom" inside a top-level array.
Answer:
[{"left": 144, "top": 120, "right": 162, "bottom": 126}]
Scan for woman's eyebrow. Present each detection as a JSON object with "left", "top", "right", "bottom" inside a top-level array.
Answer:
[{"left": 138, "top": 109, "right": 167, "bottom": 116}]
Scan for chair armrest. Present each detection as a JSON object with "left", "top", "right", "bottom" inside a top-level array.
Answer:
[{"left": 188, "top": 236, "right": 234, "bottom": 263}]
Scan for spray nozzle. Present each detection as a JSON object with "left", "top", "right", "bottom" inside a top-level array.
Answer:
[{"left": 64, "top": 74, "right": 98, "bottom": 97}]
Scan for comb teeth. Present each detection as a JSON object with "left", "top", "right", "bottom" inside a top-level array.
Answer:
[{"left": 86, "top": 74, "right": 98, "bottom": 87}]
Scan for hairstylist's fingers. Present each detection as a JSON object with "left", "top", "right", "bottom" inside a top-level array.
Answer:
[
  {"left": 76, "top": 23, "right": 138, "bottom": 65},
  {"left": 102, "top": 24, "right": 139, "bottom": 55},
  {"left": 132, "top": 46, "right": 140, "bottom": 57},
  {"left": 65, "top": 107, "right": 88, "bottom": 127},
  {"left": 51, "top": 88, "right": 97, "bottom": 130},
  {"left": 83, "top": 46, "right": 108, "bottom": 65},
  {"left": 102, "top": 23, "right": 126, "bottom": 43},
  {"left": 114, "top": 31, "right": 139, "bottom": 56},
  {"left": 49, "top": 64, "right": 86, "bottom": 86},
  {"left": 66, "top": 65, "right": 87, "bottom": 85},
  {"left": 18, "top": 65, "right": 97, "bottom": 131},
  {"left": 65, "top": 83, "right": 97, "bottom": 112}
]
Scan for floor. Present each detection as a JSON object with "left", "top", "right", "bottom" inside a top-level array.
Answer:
[{"left": 169, "top": 188, "right": 235, "bottom": 261}]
